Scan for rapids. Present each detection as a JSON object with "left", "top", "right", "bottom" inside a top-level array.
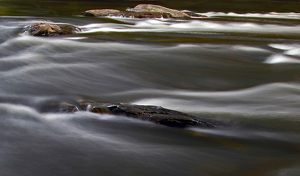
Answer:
[{"left": 0, "top": 1, "right": 300, "bottom": 176}]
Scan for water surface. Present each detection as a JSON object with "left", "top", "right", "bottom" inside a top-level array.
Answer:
[{"left": 1, "top": 1, "right": 300, "bottom": 176}]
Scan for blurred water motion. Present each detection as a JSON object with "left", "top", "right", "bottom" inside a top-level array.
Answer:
[{"left": 0, "top": 1, "right": 300, "bottom": 176}]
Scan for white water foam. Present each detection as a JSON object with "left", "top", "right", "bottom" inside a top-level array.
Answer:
[
  {"left": 79, "top": 19, "right": 300, "bottom": 35},
  {"left": 231, "top": 45, "right": 271, "bottom": 53},
  {"left": 0, "top": 52, "right": 45, "bottom": 62},
  {"left": 264, "top": 54, "right": 300, "bottom": 64},
  {"left": 0, "top": 103, "right": 40, "bottom": 118},
  {"left": 1, "top": 62, "right": 98, "bottom": 76},
  {"left": 269, "top": 43, "right": 300, "bottom": 50},
  {"left": 202, "top": 12, "right": 300, "bottom": 19},
  {"left": 63, "top": 37, "right": 88, "bottom": 40},
  {"left": 269, "top": 44, "right": 300, "bottom": 57},
  {"left": 0, "top": 35, "right": 151, "bottom": 51},
  {"left": 125, "top": 83, "right": 300, "bottom": 116}
]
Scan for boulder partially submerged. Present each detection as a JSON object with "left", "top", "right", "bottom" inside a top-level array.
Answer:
[
  {"left": 26, "top": 22, "right": 81, "bottom": 36},
  {"left": 127, "top": 4, "right": 190, "bottom": 18},
  {"left": 81, "top": 4, "right": 200, "bottom": 19},
  {"left": 57, "top": 100, "right": 215, "bottom": 128},
  {"left": 81, "top": 8, "right": 171, "bottom": 18}
]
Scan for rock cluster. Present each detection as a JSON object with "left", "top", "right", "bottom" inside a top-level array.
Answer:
[
  {"left": 57, "top": 100, "right": 215, "bottom": 128},
  {"left": 22, "top": 5, "right": 213, "bottom": 128},
  {"left": 24, "top": 4, "right": 205, "bottom": 37},
  {"left": 82, "top": 4, "right": 206, "bottom": 19}
]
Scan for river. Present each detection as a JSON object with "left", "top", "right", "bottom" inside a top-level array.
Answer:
[{"left": 0, "top": 0, "right": 300, "bottom": 176}]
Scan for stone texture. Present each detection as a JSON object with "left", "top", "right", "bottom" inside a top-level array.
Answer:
[
  {"left": 117, "top": 11, "right": 172, "bottom": 18},
  {"left": 82, "top": 4, "right": 195, "bottom": 19},
  {"left": 27, "top": 23, "right": 81, "bottom": 36},
  {"left": 81, "top": 9, "right": 121, "bottom": 17},
  {"left": 128, "top": 4, "right": 190, "bottom": 18},
  {"left": 58, "top": 100, "right": 216, "bottom": 128}
]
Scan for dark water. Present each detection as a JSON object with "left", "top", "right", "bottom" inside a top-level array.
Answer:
[{"left": 1, "top": 1, "right": 300, "bottom": 176}]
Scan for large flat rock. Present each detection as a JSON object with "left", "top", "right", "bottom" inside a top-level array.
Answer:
[
  {"left": 128, "top": 4, "right": 190, "bottom": 18},
  {"left": 81, "top": 4, "right": 196, "bottom": 19}
]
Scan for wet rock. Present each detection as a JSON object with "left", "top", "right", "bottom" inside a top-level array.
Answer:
[
  {"left": 117, "top": 11, "right": 172, "bottom": 18},
  {"left": 81, "top": 9, "right": 121, "bottom": 17},
  {"left": 82, "top": 4, "right": 193, "bottom": 19},
  {"left": 59, "top": 100, "right": 215, "bottom": 128},
  {"left": 26, "top": 23, "right": 81, "bottom": 36},
  {"left": 81, "top": 9, "right": 171, "bottom": 18},
  {"left": 127, "top": 4, "right": 190, "bottom": 18}
]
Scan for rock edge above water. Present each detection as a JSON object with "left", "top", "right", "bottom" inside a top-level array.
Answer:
[
  {"left": 82, "top": 4, "right": 206, "bottom": 18},
  {"left": 57, "top": 100, "right": 215, "bottom": 128}
]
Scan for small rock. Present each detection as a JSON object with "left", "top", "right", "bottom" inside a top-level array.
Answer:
[{"left": 27, "top": 23, "right": 81, "bottom": 36}]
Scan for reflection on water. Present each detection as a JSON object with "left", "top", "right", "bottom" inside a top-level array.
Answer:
[
  {"left": 1, "top": 1, "right": 300, "bottom": 176},
  {"left": 0, "top": 103, "right": 299, "bottom": 176}
]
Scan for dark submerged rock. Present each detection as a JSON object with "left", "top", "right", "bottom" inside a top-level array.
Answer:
[
  {"left": 27, "top": 23, "right": 81, "bottom": 36},
  {"left": 59, "top": 100, "right": 215, "bottom": 128}
]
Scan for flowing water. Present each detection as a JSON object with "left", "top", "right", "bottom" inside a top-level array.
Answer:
[{"left": 1, "top": 1, "right": 300, "bottom": 176}]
